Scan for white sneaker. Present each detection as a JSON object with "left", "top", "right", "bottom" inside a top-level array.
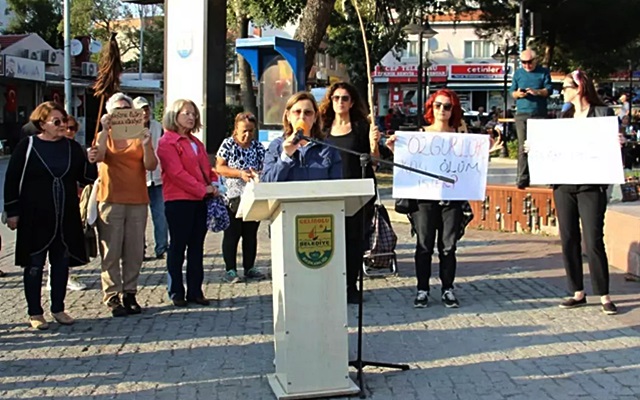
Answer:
[{"left": 67, "top": 276, "right": 88, "bottom": 291}]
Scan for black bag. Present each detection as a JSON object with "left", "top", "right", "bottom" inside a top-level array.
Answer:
[
  {"left": 365, "top": 204, "right": 398, "bottom": 269},
  {"left": 84, "top": 226, "right": 98, "bottom": 259},
  {"left": 227, "top": 197, "right": 241, "bottom": 215},
  {"left": 457, "top": 201, "right": 474, "bottom": 240},
  {"left": 395, "top": 198, "right": 418, "bottom": 214}
]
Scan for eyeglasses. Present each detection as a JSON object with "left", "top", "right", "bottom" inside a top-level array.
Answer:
[
  {"left": 290, "top": 109, "right": 314, "bottom": 117},
  {"left": 562, "top": 85, "right": 577, "bottom": 90},
  {"left": 48, "top": 118, "right": 68, "bottom": 127},
  {"left": 520, "top": 59, "right": 534, "bottom": 65},
  {"left": 67, "top": 125, "right": 78, "bottom": 132},
  {"left": 332, "top": 95, "right": 350, "bottom": 103},
  {"left": 113, "top": 106, "right": 131, "bottom": 110},
  {"left": 433, "top": 102, "right": 453, "bottom": 111},
  {"left": 180, "top": 111, "right": 197, "bottom": 118}
]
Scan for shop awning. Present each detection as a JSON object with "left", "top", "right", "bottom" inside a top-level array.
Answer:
[{"left": 446, "top": 82, "right": 509, "bottom": 91}]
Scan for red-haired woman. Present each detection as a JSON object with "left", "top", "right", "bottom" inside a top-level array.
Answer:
[{"left": 387, "top": 89, "right": 465, "bottom": 309}]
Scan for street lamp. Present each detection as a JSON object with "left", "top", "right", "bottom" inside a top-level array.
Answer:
[
  {"left": 404, "top": 12, "right": 438, "bottom": 130},
  {"left": 492, "top": 40, "right": 518, "bottom": 157}
]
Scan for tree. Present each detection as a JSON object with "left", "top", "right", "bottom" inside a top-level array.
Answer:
[
  {"left": 460, "top": 0, "right": 640, "bottom": 77},
  {"left": 3, "top": 0, "right": 62, "bottom": 47},
  {"left": 294, "top": 0, "right": 337, "bottom": 77},
  {"left": 121, "top": 15, "right": 165, "bottom": 73}
]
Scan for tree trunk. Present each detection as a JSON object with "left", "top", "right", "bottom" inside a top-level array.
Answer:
[
  {"left": 235, "top": 10, "right": 257, "bottom": 116},
  {"left": 294, "top": 0, "right": 337, "bottom": 78}
]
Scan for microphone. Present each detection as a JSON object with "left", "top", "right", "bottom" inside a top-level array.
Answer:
[{"left": 292, "top": 120, "right": 310, "bottom": 144}]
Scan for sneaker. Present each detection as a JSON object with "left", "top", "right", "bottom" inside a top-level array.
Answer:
[
  {"left": 559, "top": 297, "right": 587, "bottom": 309},
  {"left": 29, "top": 315, "right": 49, "bottom": 330},
  {"left": 106, "top": 296, "right": 128, "bottom": 317},
  {"left": 172, "top": 298, "right": 188, "bottom": 307},
  {"left": 52, "top": 311, "right": 75, "bottom": 325},
  {"left": 122, "top": 293, "right": 142, "bottom": 315},
  {"left": 223, "top": 270, "right": 243, "bottom": 283},
  {"left": 244, "top": 268, "right": 265, "bottom": 280},
  {"left": 414, "top": 290, "right": 429, "bottom": 308},
  {"left": 442, "top": 289, "right": 459, "bottom": 308},
  {"left": 67, "top": 276, "right": 88, "bottom": 291},
  {"left": 602, "top": 302, "right": 618, "bottom": 315}
]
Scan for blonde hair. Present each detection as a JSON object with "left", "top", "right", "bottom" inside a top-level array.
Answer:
[
  {"left": 163, "top": 99, "right": 202, "bottom": 133},
  {"left": 282, "top": 92, "right": 324, "bottom": 139}
]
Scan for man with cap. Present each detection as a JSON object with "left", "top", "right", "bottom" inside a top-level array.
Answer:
[
  {"left": 510, "top": 49, "right": 553, "bottom": 189},
  {"left": 133, "top": 96, "right": 168, "bottom": 259}
]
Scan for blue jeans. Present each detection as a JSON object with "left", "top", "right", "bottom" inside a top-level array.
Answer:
[
  {"left": 148, "top": 184, "right": 169, "bottom": 256},
  {"left": 24, "top": 235, "right": 69, "bottom": 316},
  {"left": 165, "top": 200, "right": 207, "bottom": 301}
]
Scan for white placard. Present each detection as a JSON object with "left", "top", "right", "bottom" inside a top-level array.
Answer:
[
  {"left": 528, "top": 117, "right": 625, "bottom": 185},
  {"left": 392, "top": 131, "right": 490, "bottom": 201}
]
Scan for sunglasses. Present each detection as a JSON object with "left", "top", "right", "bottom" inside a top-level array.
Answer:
[
  {"left": 113, "top": 106, "right": 131, "bottom": 110},
  {"left": 48, "top": 118, "right": 68, "bottom": 127},
  {"left": 332, "top": 95, "right": 350, "bottom": 102},
  {"left": 520, "top": 59, "right": 534, "bottom": 65},
  {"left": 240, "top": 114, "right": 256, "bottom": 123},
  {"left": 562, "top": 85, "right": 577, "bottom": 90},
  {"left": 433, "top": 102, "right": 453, "bottom": 111},
  {"left": 290, "top": 109, "right": 314, "bottom": 117},
  {"left": 67, "top": 125, "right": 78, "bottom": 132}
]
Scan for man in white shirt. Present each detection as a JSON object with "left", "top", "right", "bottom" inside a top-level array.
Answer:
[{"left": 133, "top": 96, "right": 168, "bottom": 259}]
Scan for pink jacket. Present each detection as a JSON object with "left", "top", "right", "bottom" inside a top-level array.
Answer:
[{"left": 157, "top": 130, "right": 218, "bottom": 201}]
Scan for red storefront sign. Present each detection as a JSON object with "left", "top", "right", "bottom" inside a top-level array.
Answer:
[
  {"left": 373, "top": 65, "right": 448, "bottom": 82},
  {"left": 449, "top": 64, "right": 506, "bottom": 80}
]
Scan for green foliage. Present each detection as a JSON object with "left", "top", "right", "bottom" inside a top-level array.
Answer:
[
  {"left": 122, "top": 15, "right": 165, "bottom": 73},
  {"left": 225, "top": 104, "right": 245, "bottom": 137},
  {"left": 507, "top": 138, "right": 518, "bottom": 160},
  {"left": 153, "top": 101, "right": 164, "bottom": 123},
  {"left": 462, "top": 0, "right": 640, "bottom": 76},
  {"left": 4, "top": 0, "right": 62, "bottom": 47}
]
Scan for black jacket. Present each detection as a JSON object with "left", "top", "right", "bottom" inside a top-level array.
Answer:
[{"left": 4, "top": 136, "right": 97, "bottom": 267}]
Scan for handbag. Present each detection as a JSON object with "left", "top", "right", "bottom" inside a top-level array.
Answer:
[
  {"left": 227, "top": 196, "right": 241, "bottom": 216},
  {"left": 2, "top": 136, "right": 33, "bottom": 224},
  {"left": 394, "top": 198, "right": 418, "bottom": 214}
]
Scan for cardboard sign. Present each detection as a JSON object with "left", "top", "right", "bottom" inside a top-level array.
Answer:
[
  {"left": 110, "top": 109, "right": 145, "bottom": 140},
  {"left": 392, "top": 131, "right": 490, "bottom": 201},
  {"left": 528, "top": 116, "right": 625, "bottom": 185}
]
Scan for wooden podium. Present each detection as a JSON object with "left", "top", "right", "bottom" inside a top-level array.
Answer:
[{"left": 238, "top": 179, "right": 375, "bottom": 400}]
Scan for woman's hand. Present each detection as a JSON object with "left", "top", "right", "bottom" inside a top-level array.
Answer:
[
  {"left": 282, "top": 133, "right": 300, "bottom": 157},
  {"left": 489, "top": 136, "right": 504, "bottom": 153},
  {"left": 385, "top": 134, "right": 397, "bottom": 153},
  {"left": 205, "top": 185, "right": 216, "bottom": 197},
  {"left": 100, "top": 114, "right": 112, "bottom": 132},
  {"left": 369, "top": 125, "right": 381, "bottom": 149},
  {"left": 141, "top": 129, "right": 152, "bottom": 148},
  {"left": 7, "top": 216, "right": 18, "bottom": 230},
  {"left": 87, "top": 146, "right": 98, "bottom": 163}
]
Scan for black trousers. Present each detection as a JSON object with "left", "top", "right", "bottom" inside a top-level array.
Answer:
[
  {"left": 165, "top": 200, "right": 207, "bottom": 301},
  {"left": 411, "top": 201, "right": 463, "bottom": 293},
  {"left": 553, "top": 185, "right": 610, "bottom": 296},
  {"left": 345, "top": 208, "right": 365, "bottom": 293},
  {"left": 515, "top": 113, "right": 546, "bottom": 186},
  {"left": 222, "top": 213, "right": 260, "bottom": 272},
  {"left": 24, "top": 235, "right": 69, "bottom": 316}
]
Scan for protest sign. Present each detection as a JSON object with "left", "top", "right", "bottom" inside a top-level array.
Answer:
[
  {"left": 528, "top": 116, "right": 624, "bottom": 185},
  {"left": 110, "top": 109, "right": 145, "bottom": 140},
  {"left": 392, "top": 131, "right": 490, "bottom": 201}
]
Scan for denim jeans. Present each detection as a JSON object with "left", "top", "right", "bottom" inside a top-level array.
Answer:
[
  {"left": 165, "top": 200, "right": 207, "bottom": 301},
  {"left": 148, "top": 184, "right": 169, "bottom": 256},
  {"left": 23, "top": 235, "right": 70, "bottom": 316}
]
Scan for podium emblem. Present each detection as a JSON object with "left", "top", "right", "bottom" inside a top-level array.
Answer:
[{"left": 295, "top": 215, "right": 334, "bottom": 269}]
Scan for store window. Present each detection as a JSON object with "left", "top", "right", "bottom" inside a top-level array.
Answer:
[{"left": 463, "top": 40, "right": 494, "bottom": 59}]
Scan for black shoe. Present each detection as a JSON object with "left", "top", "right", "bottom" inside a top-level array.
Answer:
[
  {"left": 441, "top": 289, "right": 460, "bottom": 308},
  {"left": 602, "top": 302, "right": 618, "bottom": 315},
  {"left": 244, "top": 268, "right": 265, "bottom": 280},
  {"left": 517, "top": 183, "right": 529, "bottom": 190},
  {"left": 172, "top": 298, "right": 188, "bottom": 307},
  {"left": 347, "top": 289, "right": 361, "bottom": 304},
  {"left": 155, "top": 252, "right": 166, "bottom": 260},
  {"left": 414, "top": 290, "right": 429, "bottom": 308},
  {"left": 187, "top": 297, "right": 210, "bottom": 306},
  {"left": 122, "top": 293, "right": 142, "bottom": 314},
  {"left": 106, "top": 296, "right": 128, "bottom": 317},
  {"left": 559, "top": 297, "right": 587, "bottom": 309}
]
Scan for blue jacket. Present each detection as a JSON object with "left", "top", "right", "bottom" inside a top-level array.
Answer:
[{"left": 261, "top": 136, "right": 343, "bottom": 182}]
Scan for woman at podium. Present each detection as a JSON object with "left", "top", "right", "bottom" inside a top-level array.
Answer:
[
  {"left": 318, "top": 82, "right": 381, "bottom": 304},
  {"left": 261, "top": 92, "right": 342, "bottom": 182}
]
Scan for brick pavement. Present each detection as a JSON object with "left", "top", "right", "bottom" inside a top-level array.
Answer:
[{"left": 0, "top": 214, "right": 639, "bottom": 400}]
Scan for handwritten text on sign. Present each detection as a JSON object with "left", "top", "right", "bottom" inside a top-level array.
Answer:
[
  {"left": 110, "top": 109, "right": 145, "bottom": 140},
  {"left": 392, "top": 131, "right": 490, "bottom": 201},
  {"left": 527, "top": 116, "right": 624, "bottom": 185}
]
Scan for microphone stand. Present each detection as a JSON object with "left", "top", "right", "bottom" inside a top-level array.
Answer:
[{"left": 296, "top": 133, "right": 453, "bottom": 398}]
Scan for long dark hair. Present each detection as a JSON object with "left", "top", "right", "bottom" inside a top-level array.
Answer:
[
  {"left": 318, "top": 81, "right": 368, "bottom": 129},
  {"left": 561, "top": 70, "right": 605, "bottom": 118}
]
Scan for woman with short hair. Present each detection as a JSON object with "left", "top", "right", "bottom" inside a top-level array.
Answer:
[
  {"left": 94, "top": 92, "right": 158, "bottom": 317},
  {"left": 157, "top": 99, "right": 219, "bottom": 307},
  {"left": 4, "top": 101, "right": 98, "bottom": 329}
]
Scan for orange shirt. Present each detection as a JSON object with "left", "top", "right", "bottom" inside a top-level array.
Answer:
[{"left": 97, "top": 136, "right": 149, "bottom": 204}]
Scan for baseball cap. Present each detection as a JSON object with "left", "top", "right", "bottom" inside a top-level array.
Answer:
[{"left": 133, "top": 96, "right": 150, "bottom": 109}]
